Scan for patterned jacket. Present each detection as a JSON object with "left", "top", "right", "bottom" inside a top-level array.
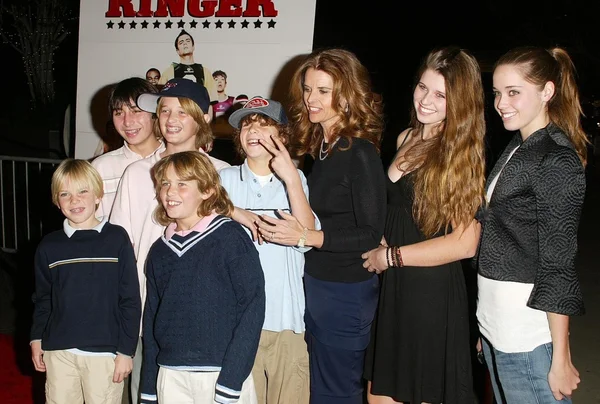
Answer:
[{"left": 478, "top": 123, "right": 585, "bottom": 316}]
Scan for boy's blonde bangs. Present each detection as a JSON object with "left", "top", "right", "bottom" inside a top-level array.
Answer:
[{"left": 51, "top": 159, "right": 104, "bottom": 206}]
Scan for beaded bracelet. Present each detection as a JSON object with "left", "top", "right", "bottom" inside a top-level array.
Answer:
[
  {"left": 395, "top": 246, "right": 404, "bottom": 267},
  {"left": 386, "top": 247, "right": 392, "bottom": 268}
]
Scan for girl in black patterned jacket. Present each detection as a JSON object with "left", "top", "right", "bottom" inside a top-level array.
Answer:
[{"left": 477, "top": 46, "right": 587, "bottom": 404}]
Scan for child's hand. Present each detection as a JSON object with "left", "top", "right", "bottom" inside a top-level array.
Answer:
[
  {"left": 113, "top": 354, "right": 133, "bottom": 383},
  {"left": 232, "top": 207, "right": 264, "bottom": 244},
  {"left": 259, "top": 136, "right": 300, "bottom": 186},
  {"left": 30, "top": 341, "right": 46, "bottom": 372}
]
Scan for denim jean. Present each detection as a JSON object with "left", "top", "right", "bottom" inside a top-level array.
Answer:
[{"left": 482, "top": 338, "right": 572, "bottom": 404}]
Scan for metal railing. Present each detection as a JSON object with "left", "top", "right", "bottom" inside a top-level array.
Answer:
[{"left": 1, "top": 155, "right": 64, "bottom": 252}]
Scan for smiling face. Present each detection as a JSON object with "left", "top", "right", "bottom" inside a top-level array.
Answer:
[
  {"left": 159, "top": 165, "right": 212, "bottom": 230},
  {"left": 413, "top": 69, "right": 447, "bottom": 126},
  {"left": 146, "top": 70, "right": 160, "bottom": 85},
  {"left": 239, "top": 114, "right": 281, "bottom": 163},
  {"left": 493, "top": 63, "right": 552, "bottom": 139},
  {"left": 57, "top": 177, "right": 101, "bottom": 229},
  {"left": 302, "top": 67, "right": 342, "bottom": 137},
  {"left": 112, "top": 100, "right": 156, "bottom": 153},
  {"left": 158, "top": 97, "right": 199, "bottom": 151}
]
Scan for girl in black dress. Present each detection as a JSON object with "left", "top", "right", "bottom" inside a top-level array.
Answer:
[{"left": 362, "top": 47, "right": 486, "bottom": 404}]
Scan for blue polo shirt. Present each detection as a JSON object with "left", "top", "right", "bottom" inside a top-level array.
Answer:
[{"left": 220, "top": 160, "right": 320, "bottom": 333}]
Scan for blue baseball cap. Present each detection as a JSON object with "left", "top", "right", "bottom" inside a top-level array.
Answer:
[
  {"left": 228, "top": 96, "right": 288, "bottom": 129},
  {"left": 137, "top": 78, "right": 211, "bottom": 114}
]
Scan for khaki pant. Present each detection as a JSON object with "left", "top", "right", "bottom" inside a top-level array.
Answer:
[
  {"left": 121, "top": 337, "right": 142, "bottom": 404},
  {"left": 252, "top": 330, "right": 309, "bottom": 404},
  {"left": 156, "top": 368, "right": 257, "bottom": 404},
  {"left": 45, "top": 350, "right": 123, "bottom": 404}
]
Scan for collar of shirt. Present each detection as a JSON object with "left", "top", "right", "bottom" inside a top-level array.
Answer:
[
  {"left": 240, "top": 159, "right": 275, "bottom": 183},
  {"left": 63, "top": 216, "right": 108, "bottom": 238},
  {"left": 122, "top": 140, "right": 165, "bottom": 160},
  {"left": 164, "top": 212, "right": 218, "bottom": 240}
]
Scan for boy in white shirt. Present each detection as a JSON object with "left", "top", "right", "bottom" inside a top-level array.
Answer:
[{"left": 110, "top": 79, "right": 229, "bottom": 404}]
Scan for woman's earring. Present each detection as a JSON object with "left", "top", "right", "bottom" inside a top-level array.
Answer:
[{"left": 345, "top": 104, "right": 349, "bottom": 113}]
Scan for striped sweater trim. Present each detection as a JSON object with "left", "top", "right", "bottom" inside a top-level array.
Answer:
[
  {"left": 215, "top": 383, "right": 241, "bottom": 403},
  {"left": 161, "top": 216, "right": 232, "bottom": 257},
  {"left": 48, "top": 257, "right": 118, "bottom": 268}
]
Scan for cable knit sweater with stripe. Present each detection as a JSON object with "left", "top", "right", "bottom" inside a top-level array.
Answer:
[{"left": 140, "top": 216, "right": 265, "bottom": 404}]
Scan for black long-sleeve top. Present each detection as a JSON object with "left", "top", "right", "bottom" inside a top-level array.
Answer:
[{"left": 305, "top": 137, "right": 387, "bottom": 283}]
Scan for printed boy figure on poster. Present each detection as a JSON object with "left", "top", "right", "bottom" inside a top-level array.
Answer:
[
  {"left": 211, "top": 70, "right": 236, "bottom": 118},
  {"left": 159, "top": 30, "right": 217, "bottom": 101}
]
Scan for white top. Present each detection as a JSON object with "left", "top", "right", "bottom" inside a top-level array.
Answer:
[
  {"left": 109, "top": 149, "right": 230, "bottom": 334},
  {"left": 91, "top": 142, "right": 165, "bottom": 217},
  {"left": 478, "top": 144, "right": 551, "bottom": 353}
]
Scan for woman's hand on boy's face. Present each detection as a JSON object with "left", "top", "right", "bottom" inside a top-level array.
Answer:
[
  {"left": 258, "top": 136, "right": 300, "bottom": 186},
  {"left": 113, "top": 354, "right": 133, "bottom": 383}
]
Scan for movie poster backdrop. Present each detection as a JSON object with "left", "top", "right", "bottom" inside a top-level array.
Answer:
[{"left": 75, "top": 0, "right": 317, "bottom": 158}]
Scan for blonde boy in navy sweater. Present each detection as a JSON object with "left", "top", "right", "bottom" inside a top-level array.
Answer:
[{"left": 30, "top": 159, "right": 141, "bottom": 404}]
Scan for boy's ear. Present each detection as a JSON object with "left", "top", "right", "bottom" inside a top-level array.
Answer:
[{"left": 203, "top": 113, "right": 212, "bottom": 124}]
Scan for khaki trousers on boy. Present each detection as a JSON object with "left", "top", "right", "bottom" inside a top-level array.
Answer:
[
  {"left": 45, "top": 350, "right": 123, "bottom": 404},
  {"left": 252, "top": 330, "right": 310, "bottom": 404},
  {"left": 157, "top": 368, "right": 257, "bottom": 403}
]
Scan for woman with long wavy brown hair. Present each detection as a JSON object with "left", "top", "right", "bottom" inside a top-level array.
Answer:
[
  {"left": 362, "top": 46, "right": 486, "bottom": 404},
  {"left": 254, "top": 48, "right": 387, "bottom": 403}
]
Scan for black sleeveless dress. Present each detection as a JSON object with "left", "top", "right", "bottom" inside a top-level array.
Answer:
[{"left": 364, "top": 172, "right": 474, "bottom": 404}]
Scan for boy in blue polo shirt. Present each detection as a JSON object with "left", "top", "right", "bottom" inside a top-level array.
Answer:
[{"left": 220, "top": 97, "right": 318, "bottom": 404}]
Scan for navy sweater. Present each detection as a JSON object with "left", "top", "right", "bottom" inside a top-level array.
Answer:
[
  {"left": 140, "top": 216, "right": 265, "bottom": 404},
  {"left": 30, "top": 222, "right": 141, "bottom": 356}
]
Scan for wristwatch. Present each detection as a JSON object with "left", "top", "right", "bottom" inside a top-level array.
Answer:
[{"left": 297, "top": 227, "right": 308, "bottom": 248}]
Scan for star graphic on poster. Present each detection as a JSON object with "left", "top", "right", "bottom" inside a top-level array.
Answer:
[
  {"left": 254, "top": 20, "right": 263, "bottom": 29},
  {"left": 267, "top": 19, "right": 276, "bottom": 28},
  {"left": 129, "top": 20, "right": 137, "bottom": 29},
  {"left": 153, "top": 20, "right": 161, "bottom": 28},
  {"left": 106, "top": 21, "right": 114, "bottom": 29},
  {"left": 141, "top": 20, "right": 149, "bottom": 29},
  {"left": 215, "top": 20, "right": 223, "bottom": 29},
  {"left": 202, "top": 20, "right": 210, "bottom": 28},
  {"left": 177, "top": 20, "right": 185, "bottom": 28},
  {"left": 118, "top": 20, "right": 125, "bottom": 29},
  {"left": 241, "top": 20, "right": 249, "bottom": 29},
  {"left": 165, "top": 20, "right": 173, "bottom": 28},
  {"left": 190, "top": 20, "right": 198, "bottom": 28},
  {"left": 227, "top": 20, "right": 236, "bottom": 29}
]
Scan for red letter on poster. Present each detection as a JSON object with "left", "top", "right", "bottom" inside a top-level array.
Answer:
[
  {"left": 105, "top": 0, "right": 136, "bottom": 17},
  {"left": 154, "top": 0, "right": 185, "bottom": 17},
  {"left": 137, "top": 0, "right": 153, "bottom": 17},
  {"left": 243, "top": 0, "right": 278, "bottom": 17},
  {"left": 215, "top": 0, "right": 243, "bottom": 17},
  {"left": 188, "top": 0, "right": 218, "bottom": 17}
]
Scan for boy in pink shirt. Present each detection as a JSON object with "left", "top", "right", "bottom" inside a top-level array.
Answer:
[{"left": 110, "top": 79, "right": 229, "bottom": 404}]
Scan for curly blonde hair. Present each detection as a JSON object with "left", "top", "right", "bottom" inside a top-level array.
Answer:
[
  {"left": 151, "top": 151, "right": 233, "bottom": 226},
  {"left": 404, "top": 47, "right": 486, "bottom": 237},
  {"left": 288, "top": 48, "right": 384, "bottom": 157}
]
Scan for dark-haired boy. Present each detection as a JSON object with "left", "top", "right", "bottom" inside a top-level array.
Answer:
[{"left": 220, "top": 97, "right": 318, "bottom": 404}]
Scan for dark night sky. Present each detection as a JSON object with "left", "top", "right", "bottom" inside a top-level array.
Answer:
[{"left": 2, "top": 0, "right": 600, "bottom": 161}]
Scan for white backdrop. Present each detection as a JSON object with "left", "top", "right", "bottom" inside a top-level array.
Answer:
[{"left": 75, "top": 0, "right": 317, "bottom": 158}]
